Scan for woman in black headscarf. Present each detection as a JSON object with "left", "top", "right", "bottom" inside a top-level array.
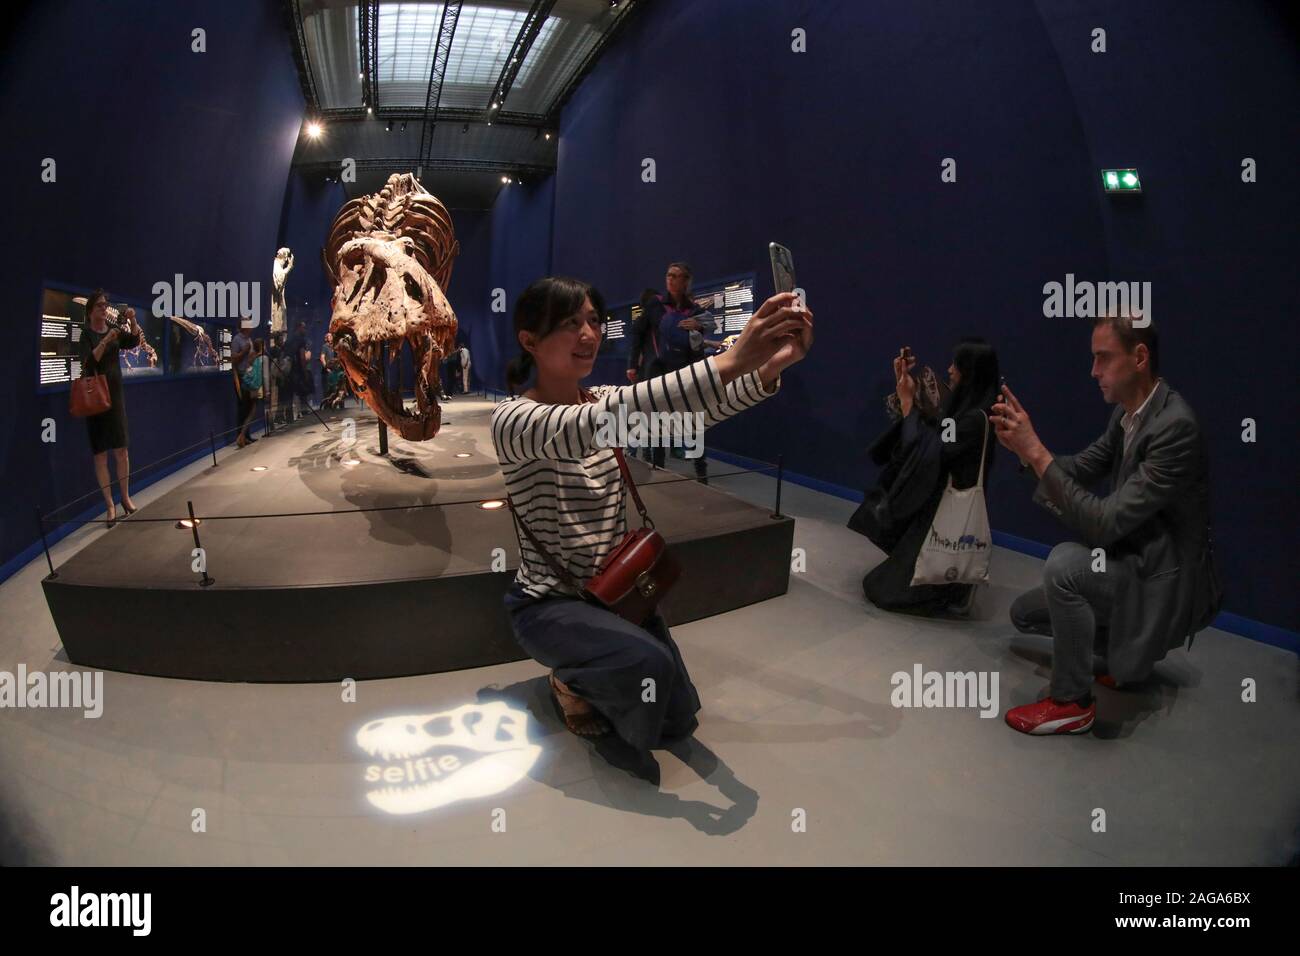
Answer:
[{"left": 858, "top": 338, "right": 1000, "bottom": 616}]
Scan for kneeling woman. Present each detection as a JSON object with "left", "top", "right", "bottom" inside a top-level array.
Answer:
[
  {"left": 493, "top": 276, "right": 812, "bottom": 749},
  {"left": 860, "top": 338, "right": 1000, "bottom": 615}
]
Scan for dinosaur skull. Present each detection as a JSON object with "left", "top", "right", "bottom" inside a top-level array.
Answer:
[
  {"left": 356, "top": 702, "right": 541, "bottom": 815},
  {"left": 325, "top": 173, "right": 459, "bottom": 442}
]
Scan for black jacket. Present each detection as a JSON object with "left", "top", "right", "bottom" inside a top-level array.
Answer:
[
  {"left": 854, "top": 406, "right": 994, "bottom": 611},
  {"left": 628, "top": 292, "right": 705, "bottom": 375}
]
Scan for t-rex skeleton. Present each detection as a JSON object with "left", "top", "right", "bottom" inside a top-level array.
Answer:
[{"left": 323, "top": 172, "right": 459, "bottom": 441}]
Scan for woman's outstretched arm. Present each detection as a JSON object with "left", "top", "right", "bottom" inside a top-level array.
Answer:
[{"left": 492, "top": 353, "right": 778, "bottom": 464}]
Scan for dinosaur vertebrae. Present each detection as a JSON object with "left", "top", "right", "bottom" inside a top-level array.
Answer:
[{"left": 323, "top": 174, "right": 459, "bottom": 292}]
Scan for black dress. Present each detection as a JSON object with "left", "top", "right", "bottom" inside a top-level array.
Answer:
[{"left": 79, "top": 324, "right": 139, "bottom": 454}]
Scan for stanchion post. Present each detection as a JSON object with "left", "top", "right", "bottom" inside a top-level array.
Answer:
[
  {"left": 772, "top": 453, "right": 784, "bottom": 519},
  {"left": 377, "top": 341, "right": 389, "bottom": 455},
  {"left": 209, "top": 431, "right": 218, "bottom": 467},
  {"left": 187, "top": 500, "right": 215, "bottom": 587},
  {"left": 35, "top": 506, "right": 57, "bottom": 578}
]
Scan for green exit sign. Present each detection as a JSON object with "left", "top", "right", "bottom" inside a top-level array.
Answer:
[{"left": 1102, "top": 168, "right": 1142, "bottom": 193}]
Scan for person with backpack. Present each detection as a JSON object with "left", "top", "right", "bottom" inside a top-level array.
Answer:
[
  {"left": 268, "top": 330, "right": 292, "bottom": 425},
  {"left": 236, "top": 338, "right": 266, "bottom": 447}
]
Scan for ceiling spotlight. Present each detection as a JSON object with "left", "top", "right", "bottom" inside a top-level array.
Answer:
[
  {"left": 385, "top": 121, "right": 391, "bottom": 132},
  {"left": 358, "top": 72, "right": 363, "bottom": 79},
  {"left": 544, "top": 132, "right": 551, "bottom": 140},
  {"left": 462, "top": 123, "right": 468, "bottom": 133},
  {"left": 367, "top": 106, "right": 372, "bottom": 114},
  {"left": 501, "top": 175, "right": 509, "bottom": 183},
  {"left": 479, "top": 500, "right": 506, "bottom": 510},
  {"left": 491, "top": 102, "right": 498, "bottom": 110},
  {"left": 400, "top": 121, "right": 407, "bottom": 131},
  {"left": 306, "top": 122, "right": 322, "bottom": 138}
]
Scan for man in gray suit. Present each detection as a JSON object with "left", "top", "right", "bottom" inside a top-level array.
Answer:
[{"left": 991, "top": 314, "right": 1221, "bottom": 735}]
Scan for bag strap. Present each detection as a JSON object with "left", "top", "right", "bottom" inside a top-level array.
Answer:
[
  {"left": 939, "top": 409, "right": 991, "bottom": 493},
  {"left": 581, "top": 386, "right": 653, "bottom": 530},
  {"left": 501, "top": 387, "right": 656, "bottom": 595},
  {"left": 80, "top": 326, "right": 100, "bottom": 377}
]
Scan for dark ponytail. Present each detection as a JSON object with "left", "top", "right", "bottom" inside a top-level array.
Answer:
[
  {"left": 506, "top": 276, "right": 607, "bottom": 396},
  {"left": 506, "top": 349, "right": 535, "bottom": 396}
]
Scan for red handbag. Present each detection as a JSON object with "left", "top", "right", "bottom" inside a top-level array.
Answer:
[
  {"left": 69, "top": 371, "right": 111, "bottom": 417},
  {"left": 505, "top": 390, "right": 681, "bottom": 626}
]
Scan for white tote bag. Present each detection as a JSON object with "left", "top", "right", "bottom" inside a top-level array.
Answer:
[{"left": 911, "top": 411, "right": 993, "bottom": 586}]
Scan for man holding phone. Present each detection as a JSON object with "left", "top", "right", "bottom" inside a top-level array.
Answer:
[{"left": 990, "top": 314, "right": 1220, "bottom": 736}]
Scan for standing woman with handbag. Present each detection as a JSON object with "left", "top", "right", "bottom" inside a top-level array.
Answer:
[
  {"left": 77, "top": 290, "right": 140, "bottom": 525},
  {"left": 493, "top": 276, "right": 812, "bottom": 752}
]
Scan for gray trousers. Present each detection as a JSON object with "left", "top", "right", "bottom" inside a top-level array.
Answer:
[{"left": 1010, "top": 541, "right": 1119, "bottom": 702}]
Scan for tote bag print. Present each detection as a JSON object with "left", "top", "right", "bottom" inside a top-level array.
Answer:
[{"left": 911, "top": 413, "right": 992, "bottom": 586}]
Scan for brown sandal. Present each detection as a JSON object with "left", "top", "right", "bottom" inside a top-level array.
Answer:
[{"left": 549, "top": 673, "right": 611, "bottom": 737}]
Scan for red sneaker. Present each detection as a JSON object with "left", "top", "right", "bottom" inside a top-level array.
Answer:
[
  {"left": 1095, "top": 674, "right": 1118, "bottom": 689},
  {"left": 1005, "top": 696, "right": 1095, "bottom": 735}
]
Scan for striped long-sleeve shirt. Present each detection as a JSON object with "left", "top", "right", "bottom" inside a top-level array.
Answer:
[{"left": 491, "top": 354, "right": 781, "bottom": 599}]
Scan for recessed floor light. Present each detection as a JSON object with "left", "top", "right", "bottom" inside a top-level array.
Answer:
[
  {"left": 479, "top": 500, "right": 505, "bottom": 510},
  {"left": 341, "top": 458, "right": 361, "bottom": 466},
  {"left": 176, "top": 518, "right": 202, "bottom": 529},
  {"left": 455, "top": 453, "right": 471, "bottom": 458},
  {"left": 251, "top": 465, "right": 268, "bottom": 472}
]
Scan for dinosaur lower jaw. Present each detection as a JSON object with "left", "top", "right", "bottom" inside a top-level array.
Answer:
[{"left": 337, "top": 341, "right": 441, "bottom": 442}]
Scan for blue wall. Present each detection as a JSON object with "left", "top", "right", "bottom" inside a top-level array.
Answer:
[
  {"left": 473, "top": 175, "right": 558, "bottom": 392},
  {"left": 539, "top": 0, "right": 1299, "bottom": 631},
  {"left": 0, "top": 0, "right": 305, "bottom": 574},
  {"left": 448, "top": 207, "right": 495, "bottom": 391},
  {"left": 276, "top": 168, "right": 347, "bottom": 356}
]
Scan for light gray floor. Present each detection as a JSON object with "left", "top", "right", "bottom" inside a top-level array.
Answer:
[{"left": 2, "top": 395, "right": 1297, "bottom": 865}]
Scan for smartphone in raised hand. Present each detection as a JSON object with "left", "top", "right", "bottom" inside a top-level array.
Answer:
[{"left": 769, "top": 242, "right": 796, "bottom": 296}]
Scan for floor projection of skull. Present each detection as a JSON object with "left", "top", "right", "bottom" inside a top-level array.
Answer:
[{"left": 355, "top": 701, "right": 541, "bottom": 815}]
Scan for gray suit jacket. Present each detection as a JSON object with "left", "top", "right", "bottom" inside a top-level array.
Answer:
[{"left": 1032, "top": 381, "right": 1223, "bottom": 681}]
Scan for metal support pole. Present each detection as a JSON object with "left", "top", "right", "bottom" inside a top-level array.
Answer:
[
  {"left": 35, "top": 506, "right": 57, "bottom": 578},
  {"left": 187, "top": 500, "right": 214, "bottom": 587},
  {"left": 209, "top": 431, "right": 218, "bottom": 467},
  {"left": 377, "top": 339, "right": 389, "bottom": 455},
  {"left": 772, "top": 454, "right": 784, "bottom": 519}
]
